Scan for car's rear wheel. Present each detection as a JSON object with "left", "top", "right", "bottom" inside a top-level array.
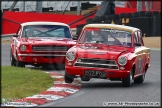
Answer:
[
  {"left": 64, "top": 71, "right": 74, "bottom": 83},
  {"left": 122, "top": 69, "right": 133, "bottom": 87},
  {"left": 10, "top": 49, "right": 16, "bottom": 66},
  {"left": 134, "top": 72, "right": 145, "bottom": 83}
]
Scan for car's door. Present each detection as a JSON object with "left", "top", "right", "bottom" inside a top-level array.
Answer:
[
  {"left": 134, "top": 30, "right": 143, "bottom": 76},
  {"left": 137, "top": 30, "right": 149, "bottom": 74}
]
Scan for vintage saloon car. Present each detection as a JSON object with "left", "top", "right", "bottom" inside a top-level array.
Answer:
[
  {"left": 10, "top": 21, "right": 76, "bottom": 68},
  {"left": 65, "top": 24, "right": 150, "bottom": 87}
]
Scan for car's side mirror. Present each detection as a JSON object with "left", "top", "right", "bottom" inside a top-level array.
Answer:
[
  {"left": 72, "top": 35, "right": 78, "bottom": 40},
  {"left": 135, "top": 43, "right": 141, "bottom": 46},
  {"left": 12, "top": 34, "right": 19, "bottom": 37}
]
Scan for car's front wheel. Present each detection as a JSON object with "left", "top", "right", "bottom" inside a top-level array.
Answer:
[
  {"left": 15, "top": 54, "right": 25, "bottom": 67},
  {"left": 134, "top": 72, "right": 145, "bottom": 83},
  {"left": 10, "top": 49, "right": 16, "bottom": 66},
  {"left": 122, "top": 69, "right": 133, "bottom": 87},
  {"left": 64, "top": 71, "right": 74, "bottom": 83},
  {"left": 81, "top": 76, "right": 90, "bottom": 81}
]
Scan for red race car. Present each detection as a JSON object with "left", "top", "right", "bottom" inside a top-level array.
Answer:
[
  {"left": 65, "top": 24, "right": 150, "bottom": 87},
  {"left": 10, "top": 21, "right": 76, "bottom": 68}
]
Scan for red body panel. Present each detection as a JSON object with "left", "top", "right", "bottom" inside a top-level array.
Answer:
[{"left": 65, "top": 25, "right": 150, "bottom": 80}]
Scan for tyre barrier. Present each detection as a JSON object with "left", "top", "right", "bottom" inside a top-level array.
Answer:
[
  {"left": 145, "top": 11, "right": 152, "bottom": 17},
  {"left": 112, "top": 14, "right": 119, "bottom": 20},
  {"left": 76, "top": 11, "right": 161, "bottom": 37},
  {"left": 139, "top": 11, "right": 146, "bottom": 17},
  {"left": 86, "top": 18, "right": 93, "bottom": 24},
  {"left": 125, "top": 17, "right": 152, "bottom": 36},
  {"left": 152, "top": 11, "right": 159, "bottom": 16},
  {"left": 125, "top": 13, "right": 132, "bottom": 18},
  {"left": 92, "top": 17, "right": 100, "bottom": 23},
  {"left": 151, "top": 15, "right": 161, "bottom": 36},
  {"left": 132, "top": 12, "right": 140, "bottom": 17},
  {"left": 103, "top": 20, "right": 112, "bottom": 24},
  {"left": 105, "top": 15, "right": 113, "bottom": 20},
  {"left": 70, "top": 6, "right": 77, "bottom": 11},
  {"left": 76, "top": 24, "right": 86, "bottom": 35},
  {"left": 99, "top": 16, "right": 106, "bottom": 23},
  {"left": 119, "top": 13, "right": 126, "bottom": 18}
]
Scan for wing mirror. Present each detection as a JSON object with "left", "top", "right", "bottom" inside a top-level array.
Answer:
[
  {"left": 12, "top": 34, "right": 19, "bottom": 37},
  {"left": 72, "top": 35, "right": 78, "bottom": 40},
  {"left": 135, "top": 43, "right": 141, "bottom": 46}
]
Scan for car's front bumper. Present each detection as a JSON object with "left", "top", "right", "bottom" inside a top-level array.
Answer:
[
  {"left": 17, "top": 53, "right": 66, "bottom": 64},
  {"left": 66, "top": 66, "right": 130, "bottom": 79}
]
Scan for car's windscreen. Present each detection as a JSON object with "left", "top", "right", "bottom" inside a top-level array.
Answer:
[
  {"left": 22, "top": 25, "right": 72, "bottom": 38},
  {"left": 78, "top": 28, "right": 132, "bottom": 47}
]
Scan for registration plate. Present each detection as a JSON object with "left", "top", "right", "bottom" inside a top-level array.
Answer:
[{"left": 84, "top": 70, "right": 106, "bottom": 77}]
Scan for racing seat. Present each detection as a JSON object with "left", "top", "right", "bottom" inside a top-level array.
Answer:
[{"left": 86, "top": 32, "right": 93, "bottom": 42}]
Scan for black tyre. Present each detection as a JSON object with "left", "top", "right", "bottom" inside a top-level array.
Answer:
[
  {"left": 92, "top": 17, "right": 100, "bottom": 23},
  {"left": 122, "top": 69, "right": 133, "bottom": 87},
  {"left": 76, "top": 24, "right": 85, "bottom": 35},
  {"left": 134, "top": 73, "right": 145, "bottom": 83},
  {"left": 64, "top": 71, "right": 74, "bottom": 83},
  {"left": 16, "top": 60, "right": 25, "bottom": 67},
  {"left": 10, "top": 49, "right": 16, "bottom": 66},
  {"left": 145, "top": 11, "right": 152, "bottom": 17},
  {"left": 125, "top": 13, "right": 132, "bottom": 18},
  {"left": 54, "top": 63, "right": 65, "bottom": 70},
  {"left": 99, "top": 16, "right": 106, "bottom": 22},
  {"left": 104, "top": 20, "right": 112, "bottom": 24},
  {"left": 139, "top": 11, "right": 146, "bottom": 17},
  {"left": 119, "top": 13, "right": 125, "bottom": 18},
  {"left": 81, "top": 76, "right": 90, "bottom": 81},
  {"left": 15, "top": 54, "right": 25, "bottom": 67},
  {"left": 112, "top": 14, "right": 119, "bottom": 20},
  {"left": 86, "top": 18, "right": 92, "bottom": 24},
  {"left": 132, "top": 12, "right": 139, "bottom": 17},
  {"left": 152, "top": 11, "right": 159, "bottom": 16},
  {"left": 105, "top": 15, "right": 113, "bottom": 20}
]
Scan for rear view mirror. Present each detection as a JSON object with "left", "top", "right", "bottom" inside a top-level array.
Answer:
[{"left": 12, "top": 34, "right": 19, "bottom": 37}]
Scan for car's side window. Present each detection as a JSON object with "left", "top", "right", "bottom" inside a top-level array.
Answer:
[
  {"left": 137, "top": 31, "right": 142, "bottom": 45},
  {"left": 134, "top": 31, "right": 138, "bottom": 43}
]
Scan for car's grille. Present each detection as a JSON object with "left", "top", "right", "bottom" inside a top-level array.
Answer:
[
  {"left": 32, "top": 45, "right": 68, "bottom": 52},
  {"left": 74, "top": 58, "right": 118, "bottom": 69}
]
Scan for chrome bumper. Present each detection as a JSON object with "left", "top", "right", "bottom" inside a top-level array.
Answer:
[{"left": 17, "top": 54, "right": 66, "bottom": 56}]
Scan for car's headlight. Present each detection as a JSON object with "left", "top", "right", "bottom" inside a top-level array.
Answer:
[
  {"left": 20, "top": 45, "right": 27, "bottom": 51},
  {"left": 118, "top": 56, "right": 127, "bottom": 66},
  {"left": 66, "top": 51, "right": 75, "bottom": 61}
]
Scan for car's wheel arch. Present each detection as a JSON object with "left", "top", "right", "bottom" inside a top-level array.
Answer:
[{"left": 132, "top": 63, "right": 136, "bottom": 79}]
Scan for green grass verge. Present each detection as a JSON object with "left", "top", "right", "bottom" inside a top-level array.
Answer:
[{"left": 1, "top": 66, "right": 54, "bottom": 102}]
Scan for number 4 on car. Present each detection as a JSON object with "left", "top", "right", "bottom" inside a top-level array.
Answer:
[{"left": 64, "top": 24, "right": 150, "bottom": 87}]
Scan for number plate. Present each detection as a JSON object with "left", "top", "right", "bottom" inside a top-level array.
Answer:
[{"left": 84, "top": 70, "right": 106, "bottom": 77}]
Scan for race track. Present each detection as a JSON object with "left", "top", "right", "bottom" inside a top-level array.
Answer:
[{"left": 1, "top": 43, "right": 161, "bottom": 107}]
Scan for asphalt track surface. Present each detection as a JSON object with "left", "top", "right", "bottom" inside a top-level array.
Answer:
[{"left": 1, "top": 43, "right": 161, "bottom": 107}]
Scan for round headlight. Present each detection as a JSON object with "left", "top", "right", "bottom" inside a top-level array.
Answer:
[
  {"left": 118, "top": 56, "right": 127, "bottom": 66},
  {"left": 20, "top": 45, "right": 27, "bottom": 51},
  {"left": 66, "top": 52, "right": 75, "bottom": 61}
]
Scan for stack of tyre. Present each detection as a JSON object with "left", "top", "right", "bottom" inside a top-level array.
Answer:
[{"left": 84, "top": 11, "right": 161, "bottom": 37}]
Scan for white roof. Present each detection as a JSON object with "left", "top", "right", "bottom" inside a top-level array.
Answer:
[
  {"left": 84, "top": 24, "right": 140, "bottom": 32},
  {"left": 21, "top": 21, "right": 69, "bottom": 27}
]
